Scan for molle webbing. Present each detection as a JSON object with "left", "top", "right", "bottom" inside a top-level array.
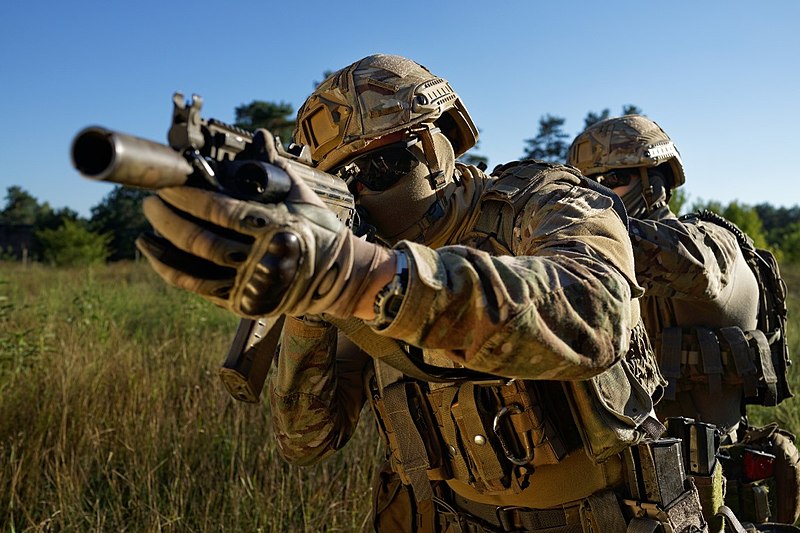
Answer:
[
  {"left": 452, "top": 383, "right": 507, "bottom": 492},
  {"left": 751, "top": 329, "right": 779, "bottom": 405},
  {"left": 719, "top": 326, "right": 760, "bottom": 398},
  {"left": 379, "top": 381, "right": 442, "bottom": 502},
  {"left": 661, "top": 328, "right": 683, "bottom": 400},
  {"left": 658, "top": 325, "right": 778, "bottom": 404},
  {"left": 373, "top": 376, "right": 573, "bottom": 500},
  {"left": 448, "top": 492, "right": 587, "bottom": 532},
  {"left": 696, "top": 328, "right": 724, "bottom": 394}
]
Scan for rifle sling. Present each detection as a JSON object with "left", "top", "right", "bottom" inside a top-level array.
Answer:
[{"left": 325, "top": 316, "right": 495, "bottom": 383}]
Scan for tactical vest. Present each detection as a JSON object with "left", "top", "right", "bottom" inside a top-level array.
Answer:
[
  {"left": 355, "top": 160, "right": 665, "bottom": 510},
  {"left": 656, "top": 210, "right": 792, "bottom": 408}
]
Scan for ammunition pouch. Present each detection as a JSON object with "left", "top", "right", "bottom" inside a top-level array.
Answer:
[
  {"left": 720, "top": 424, "right": 800, "bottom": 526},
  {"left": 622, "top": 439, "right": 708, "bottom": 532},
  {"left": 658, "top": 325, "right": 786, "bottom": 407},
  {"left": 665, "top": 417, "right": 726, "bottom": 532}
]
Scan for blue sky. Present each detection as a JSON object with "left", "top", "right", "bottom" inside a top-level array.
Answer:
[{"left": 1, "top": 1, "right": 798, "bottom": 217}]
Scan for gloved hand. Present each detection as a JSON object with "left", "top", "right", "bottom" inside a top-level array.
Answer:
[{"left": 135, "top": 164, "right": 386, "bottom": 320}]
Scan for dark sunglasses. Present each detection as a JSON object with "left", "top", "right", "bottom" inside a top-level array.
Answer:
[{"left": 343, "top": 137, "right": 424, "bottom": 192}]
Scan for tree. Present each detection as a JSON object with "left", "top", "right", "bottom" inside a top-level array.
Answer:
[
  {"left": 691, "top": 200, "right": 769, "bottom": 249},
  {"left": 0, "top": 186, "right": 51, "bottom": 225},
  {"left": 622, "top": 104, "right": 642, "bottom": 115},
  {"left": 753, "top": 203, "right": 800, "bottom": 251},
  {"left": 776, "top": 222, "right": 800, "bottom": 263},
  {"left": 90, "top": 187, "right": 151, "bottom": 261},
  {"left": 38, "top": 207, "right": 81, "bottom": 231},
  {"left": 234, "top": 101, "right": 296, "bottom": 145},
  {"left": 36, "top": 219, "right": 110, "bottom": 267},
  {"left": 522, "top": 115, "right": 570, "bottom": 162},
  {"left": 584, "top": 109, "right": 610, "bottom": 129},
  {"left": 668, "top": 188, "right": 689, "bottom": 216},
  {"left": 458, "top": 129, "right": 489, "bottom": 169},
  {"left": 314, "top": 70, "right": 335, "bottom": 89},
  {"left": 583, "top": 105, "right": 644, "bottom": 129}
]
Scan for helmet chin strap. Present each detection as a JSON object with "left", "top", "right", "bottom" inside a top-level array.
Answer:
[
  {"left": 417, "top": 125, "right": 449, "bottom": 198},
  {"left": 639, "top": 167, "right": 655, "bottom": 213}
]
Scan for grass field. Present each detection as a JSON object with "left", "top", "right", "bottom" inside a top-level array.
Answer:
[{"left": 1, "top": 261, "right": 798, "bottom": 531}]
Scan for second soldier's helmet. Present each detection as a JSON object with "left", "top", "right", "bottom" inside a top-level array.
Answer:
[
  {"left": 293, "top": 54, "right": 479, "bottom": 172},
  {"left": 567, "top": 115, "right": 686, "bottom": 188}
]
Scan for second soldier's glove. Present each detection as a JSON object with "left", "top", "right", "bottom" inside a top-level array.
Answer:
[{"left": 136, "top": 172, "right": 384, "bottom": 320}]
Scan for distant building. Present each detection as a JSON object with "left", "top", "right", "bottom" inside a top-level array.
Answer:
[{"left": 0, "top": 224, "right": 35, "bottom": 261}]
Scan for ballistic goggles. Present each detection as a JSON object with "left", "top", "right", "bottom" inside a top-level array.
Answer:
[{"left": 340, "top": 127, "right": 440, "bottom": 192}]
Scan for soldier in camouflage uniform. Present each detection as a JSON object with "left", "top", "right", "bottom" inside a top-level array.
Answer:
[
  {"left": 568, "top": 115, "right": 800, "bottom": 531},
  {"left": 137, "top": 56, "right": 707, "bottom": 531}
]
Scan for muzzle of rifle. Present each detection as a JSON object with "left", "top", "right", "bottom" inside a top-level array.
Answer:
[{"left": 71, "top": 126, "right": 193, "bottom": 189}]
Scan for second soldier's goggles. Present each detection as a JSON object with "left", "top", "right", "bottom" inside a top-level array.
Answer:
[{"left": 593, "top": 169, "right": 635, "bottom": 189}]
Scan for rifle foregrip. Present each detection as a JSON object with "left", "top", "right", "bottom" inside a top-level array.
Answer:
[
  {"left": 219, "top": 316, "right": 286, "bottom": 403},
  {"left": 71, "top": 126, "right": 193, "bottom": 189}
]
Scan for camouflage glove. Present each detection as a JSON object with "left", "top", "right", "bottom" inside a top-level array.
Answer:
[{"left": 136, "top": 172, "right": 384, "bottom": 320}]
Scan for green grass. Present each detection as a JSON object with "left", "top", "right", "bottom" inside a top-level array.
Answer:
[
  {"left": 1, "top": 260, "right": 798, "bottom": 532},
  {"left": 0, "top": 262, "right": 382, "bottom": 532}
]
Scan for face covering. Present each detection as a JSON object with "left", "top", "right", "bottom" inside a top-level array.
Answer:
[
  {"left": 619, "top": 171, "right": 669, "bottom": 219},
  {"left": 357, "top": 132, "right": 459, "bottom": 244}
]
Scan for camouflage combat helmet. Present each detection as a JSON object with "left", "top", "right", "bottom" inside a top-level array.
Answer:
[
  {"left": 293, "top": 54, "right": 479, "bottom": 172},
  {"left": 567, "top": 115, "right": 686, "bottom": 188}
]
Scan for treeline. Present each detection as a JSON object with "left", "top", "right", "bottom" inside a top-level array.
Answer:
[
  {"left": 3, "top": 99, "right": 799, "bottom": 266},
  {"left": 3, "top": 183, "right": 800, "bottom": 267}
]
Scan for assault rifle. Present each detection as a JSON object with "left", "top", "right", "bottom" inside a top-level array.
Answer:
[{"left": 71, "top": 92, "right": 362, "bottom": 403}]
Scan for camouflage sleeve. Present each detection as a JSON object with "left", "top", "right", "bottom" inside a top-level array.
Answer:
[
  {"left": 269, "top": 316, "right": 370, "bottom": 465},
  {"left": 379, "top": 178, "right": 636, "bottom": 381},
  {"left": 628, "top": 214, "right": 741, "bottom": 299}
]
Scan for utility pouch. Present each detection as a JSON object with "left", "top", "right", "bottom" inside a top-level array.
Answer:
[
  {"left": 451, "top": 382, "right": 513, "bottom": 493},
  {"left": 564, "top": 358, "right": 662, "bottom": 463},
  {"left": 720, "top": 433, "right": 776, "bottom": 524},
  {"left": 444, "top": 379, "right": 570, "bottom": 495}
]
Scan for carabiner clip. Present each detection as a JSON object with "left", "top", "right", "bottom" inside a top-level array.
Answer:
[{"left": 493, "top": 403, "right": 534, "bottom": 466}]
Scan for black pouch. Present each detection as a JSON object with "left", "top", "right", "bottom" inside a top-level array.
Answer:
[{"left": 666, "top": 417, "right": 720, "bottom": 476}]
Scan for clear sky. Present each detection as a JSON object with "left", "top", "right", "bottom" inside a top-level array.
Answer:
[{"left": 1, "top": 1, "right": 798, "bottom": 218}]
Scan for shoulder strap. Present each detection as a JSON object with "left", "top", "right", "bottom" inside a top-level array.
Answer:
[
  {"left": 476, "top": 160, "right": 629, "bottom": 251},
  {"left": 325, "top": 316, "right": 497, "bottom": 383}
]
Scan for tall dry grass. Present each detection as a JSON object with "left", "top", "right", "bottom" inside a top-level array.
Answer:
[
  {"left": 1, "top": 261, "right": 799, "bottom": 532},
  {"left": 0, "top": 262, "right": 382, "bottom": 532}
]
